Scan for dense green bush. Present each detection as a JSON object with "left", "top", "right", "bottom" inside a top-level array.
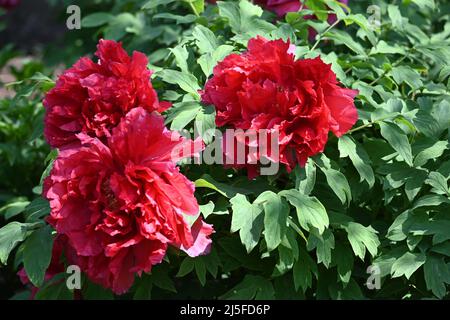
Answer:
[{"left": 1, "top": 0, "right": 450, "bottom": 300}]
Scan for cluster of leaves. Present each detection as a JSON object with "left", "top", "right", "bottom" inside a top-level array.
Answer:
[{"left": 1, "top": 0, "right": 450, "bottom": 300}]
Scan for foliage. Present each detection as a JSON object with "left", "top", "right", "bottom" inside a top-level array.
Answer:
[{"left": 1, "top": 0, "right": 450, "bottom": 300}]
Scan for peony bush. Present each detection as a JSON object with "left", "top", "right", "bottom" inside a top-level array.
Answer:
[{"left": 1, "top": 0, "right": 450, "bottom": 300}]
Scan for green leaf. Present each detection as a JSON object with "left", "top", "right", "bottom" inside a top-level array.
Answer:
[
  {"left": 25, "top": 197, "right": 50, "bottom": 222},
  {"left": 305, "top": 0, "right": 328, "bottom": 20},
  {"left": 83, "top": 281, "right": 114, "bottom": 300},
  {"left": 0, "top": 222, "right": 35, "bottom": 264},
  {"left": 338, "top": 136, "right": 375, "bottom": 187},
  {"left": 151, "top": 265, "right": 177, "bottom": 293},
  {"left": 194, "top": 258, "right": 207, "bottom": 286},
  {"left": 391, "top": 252, "right": 426, "bottom": 279},
  {"left": 391, "top": 66, "right": 423, "bottom": 90},
  {"left": 217, "top": 0, "right": 275, "bottom": 37},
  {"left": 414, "top": 140, "right": 448, "bottom": 167},
  {"left": 319, "top": 166, "right": 352, "bottom": 205},
  {"left": 411, "top": 0, "right": 435, "bottom": 10},
  {"left": 294, "top": 160, "right": 316, "bottom": 195},
  {"left": 104, "top": 13, "right": 143, "bottom": 41},
  {"left": 142, "top": 0, "right": 175, "bottom": 9},
  {"left": 198, "top": 45, "right": 234, "bottom": 77},
  {"left": 333, "top": 243, "right": 353, "bottom": 286},
  {"left": 431, "top": 242, "right": 450, "bottom": 257},
  {"left": 379, "top": 122, "right": 413, "bottom": 166},
  {"left": 81, "top": 12, "right": 113, "bottom": 28},
  {"left": 194, "top": 174, "right": 252, "bottom": 198},
  {"left": 413, "top": 194, "right": 450, "bottom": 209},
  {"left": 158, "top": 69, "right": 200, "bottom": 98},
  {"left": 254, "top": 191, "right": 289, "bottom": 252},
  {"left": 133, "top": 275, "right": 152, "bottom": 300},
  {"left": 176, "top": 257, "right": 195, "bottom": 277},
  {"left": 387, "top": 5, "right": 403, "bottom": 31},
  {"left": 324, "top": 30, "right": 366, "bottom": 56},
  {"left": 230, "top": 194, "right": 264, "bottom": 253},
  {"left": 153, "top": 13, "right": 197, "bottom": 24},
  {"left": 170, "top": 45, "right": 189, "bottom": 73},
  {"left": 194, "top": 105, "right": 216, "bottom": 144},
  {"left": 0, "top": 200, "right": 30, "bottom": 220},
  {"left": 370, "top": 40, "right": 406, "bottom": 55},
  {"left": 203, "top": 248, "right": 221, "bottom": 278},
  {"left": 293, "top": 247, "right": 318, "bottom": 292},
  {"left": 220, "top": 275, "right": 275, "bottom": 300},
  {"left": 424, "top": 256, "right": 450, "bottom": 299},
  {"left": 34, "top": 274, "right": 73, "bottom": 300},
  {"left": 166, "top": 101, "right": 202, "bottom": 131},
  {"left": 23, "top": 225, "right": 54, "bottom": 287},
  {"left": 344, "top": 222, "right": 380, "bottom": 260},
  {"left": 307, "top": 229, "right": 335, "bottom": 268},
  {"left": 199, "top": 201, "right": 215, "bottom": 219},
  {"left": 192, "top": 25, "right": 218, "bottom": 54},
  {"left": 184, "top": 0, "right": 205, "bottom": 15},
  {"left": 217, "top": 1, "right": 241, "bottom": 32},
  {"left": 426, "top": 171, "right": 449, "bottom": 196},
  {"left": 280, "top": 190, "right": 329, "bottom": 234},
  {"left": 274, "top": 245, "right": 295, "bottom": 276}
]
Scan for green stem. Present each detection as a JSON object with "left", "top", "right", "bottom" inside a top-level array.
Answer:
[
  {"left": 188, "top": 1, "right": 199, "bottom": 17},
  {"left": 311, "top": 19, "right": 340, "bottom": 51},
  {"left": 347, "top": 114, "right": 399, "bottom": 134},
  {"left": 368, "top": 48, "right": 415, "bottom": 86}
]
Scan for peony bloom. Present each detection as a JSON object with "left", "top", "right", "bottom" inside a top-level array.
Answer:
[
  {"left": 201, "top": 36, "right": 358, "bottom": 177},
  {"left": 254, "top": 0, "right": 348, "bottom": 17},
  {"left": 43, "top": 108, "right": 212, "bottom": 294},
  {"left": 43, "top": 39, "right": 170, "bottom": 148},
  {"left": 254, "top": 0, "right": 303, "bottom": 16}
]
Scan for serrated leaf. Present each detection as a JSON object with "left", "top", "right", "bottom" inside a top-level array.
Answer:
[
  {"left": 307, "top": 229, "right": 335, "bottom": 268},
  {"left": 230, "top": 194, "right": 264, "bottom": 253},
  {"left": 254, "top": 191, "right": 288, "bottom": 252},
  {"left": 344, "top": 222, "right": 380, "bottom": 260},
  {"left": 293, "top": 247, "right": 318, "bottom": 292},
  {"left": 391, "top": 252, "right": 426, "bottom": 279},
  {"left": 280, "top": 190, "right": 329, "bottom": 234},
  {"left": 424, "top": 256, "right": 450, "bottom": 299},
  {"left": 194, "top": 105, "right": 216, "bottom": 144}
]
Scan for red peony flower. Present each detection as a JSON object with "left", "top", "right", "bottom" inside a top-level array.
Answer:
[
  {"left": 43, "top": 39, "right": 170, "bottom": 148},
  {"left": 254, "top": 0, "right": 348, "bottom": 17},
  {"left": 43, "top": 107, "right": 212, "bottom": 294},
  {"left": 201, "top": 36, "right": 358, "bottom": 177}
]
